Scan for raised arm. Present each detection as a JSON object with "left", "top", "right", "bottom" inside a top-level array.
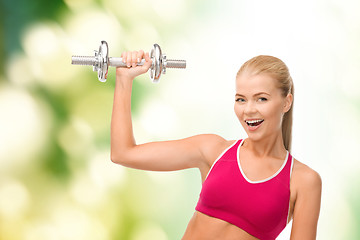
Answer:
[{"left": 110, "top": 49, "right": 228, "bottom": 173}]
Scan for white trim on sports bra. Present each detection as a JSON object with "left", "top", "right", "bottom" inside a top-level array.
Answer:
[
  {"left": 287, "top": 155, "right": 295, "bottom": 223},
  {"left": 203, "top": 139, "right": 240, "bottom": 182},
  {"left": 237, "top": 139, "right": 290, "bottom": 184}
]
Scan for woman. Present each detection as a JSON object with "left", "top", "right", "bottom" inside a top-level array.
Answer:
[{"left": 111, "top": 50, "right": 322, "bottom": 239}]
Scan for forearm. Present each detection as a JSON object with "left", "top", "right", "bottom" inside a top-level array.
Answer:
[{"left": 111, "top": 76, "right": 136, "bottom": 162}]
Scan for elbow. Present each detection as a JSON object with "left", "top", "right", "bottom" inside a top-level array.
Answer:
[
  {"left": 110, "top": 148, "right": 132, "bottom": 166},
  {"left": 111, "top": 143, "right": 137, "bottom": 166},
  {"left": 110, "top": 143, "right": 121, "bottom": 164},
  {"left": 110, "top": 153, "right": 120, "bottom": 164},
  {"left": 110, "top": 152, "right": 126, "bottom": 165},
  {"left": 110, "top": 147, "right": 123, "bottom": 165}
]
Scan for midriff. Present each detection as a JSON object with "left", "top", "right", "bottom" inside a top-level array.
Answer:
[{"left": 182, "top": 211, "right": 259, "bottom": 240}]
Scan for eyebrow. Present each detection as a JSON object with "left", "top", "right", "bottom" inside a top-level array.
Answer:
[{"left": 235, "top": 92, "right": 270, "bottom": 97}]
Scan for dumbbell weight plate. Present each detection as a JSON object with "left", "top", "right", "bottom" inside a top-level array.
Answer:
[
  {"left": 95, "top": 41, "right": 109, "bottom": 82},
  {"left": 149, "top": 44, "right": 162, "bottom": 83}
]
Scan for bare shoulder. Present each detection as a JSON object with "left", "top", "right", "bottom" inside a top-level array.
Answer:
[
  {"left": 193, "top": 134, "right": 236, "bottom": 166},
  {"left": 292, "top": 159, "right": 322, "bottom": 192}
]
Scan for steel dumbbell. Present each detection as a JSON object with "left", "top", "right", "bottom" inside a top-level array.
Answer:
[{"left": 71, "top": 41, "right": 186, "bottom": 83}]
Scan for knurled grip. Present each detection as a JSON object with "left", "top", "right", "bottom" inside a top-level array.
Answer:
[
  {"left": 166, "top": 59, "right": 186, "bottom": 69},
  {"left": 109, "top": 57, "right": 146, "bottom": 67},
  {"left": 72, "top": 56, "right": 96, "bottom": 65},
  {"left": 71, "top": 56, "right": 147, "bottom": 67}
]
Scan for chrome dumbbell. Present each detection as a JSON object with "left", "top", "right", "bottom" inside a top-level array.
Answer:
[{"left": 71, "top": 41, "right": 186, "bottom": 83}]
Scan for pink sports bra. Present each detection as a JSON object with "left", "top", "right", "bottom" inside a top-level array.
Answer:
[{"left": 195, "top": 139, "right": 294, "bottom": 240}]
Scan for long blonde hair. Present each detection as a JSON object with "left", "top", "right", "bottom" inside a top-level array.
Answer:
[{"left": 236, "top": 55, "right": 294, "bottom": 151}]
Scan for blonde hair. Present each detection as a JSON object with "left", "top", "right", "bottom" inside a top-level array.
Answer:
[{"left": 236, "top": 55, "right": 294, "bottom": 151}]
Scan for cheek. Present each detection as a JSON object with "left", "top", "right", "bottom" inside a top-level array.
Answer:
[
  {"left": 234, "top": 104, "right": 242, "bottom": 118},
  {"left": 234, "top": 105, "right": 247, "bottom": 127},
  {"left": 262, "top": 105, "right": 284, "bottom": 125}
]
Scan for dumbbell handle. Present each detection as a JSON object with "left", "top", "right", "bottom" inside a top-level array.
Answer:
[
  {"left": 71, "top": 56, "right": 186, "bottom": 69},
  {"left": 71, "top": 56, "right": 144, "bottom": 67},
  {"left": 110, "top": 57, "right": 186, "bottom": 69}
]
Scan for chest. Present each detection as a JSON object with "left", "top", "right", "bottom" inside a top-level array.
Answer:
[
  {"left": 203, "top": 159, "right": 290, "bottom": 207},
  {"left": 199, "top": 158, "right": 291, "bottom": 232},
  {"left": 239, "top": 150, "right": 288, "bottom": 182}
]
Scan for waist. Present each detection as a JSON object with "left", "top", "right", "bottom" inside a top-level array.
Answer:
[{"left": 182, "top": 211, "right": 259, "bottom": 240}]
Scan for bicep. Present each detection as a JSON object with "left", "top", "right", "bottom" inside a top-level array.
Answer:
[
  {"left": 290, "top": 170, "right": 322, "bottom": 239},
  {"left": 112, "top": 134, "right": 225, "bottom": 171}
]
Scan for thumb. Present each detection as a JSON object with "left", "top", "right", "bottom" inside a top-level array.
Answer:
[{"left": 142, "top": 52, "right": 152, "bottom": 71}]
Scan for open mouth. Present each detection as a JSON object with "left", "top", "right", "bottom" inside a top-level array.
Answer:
[{"left": 245, "top": 119, "right": 264, "bottom": 127}]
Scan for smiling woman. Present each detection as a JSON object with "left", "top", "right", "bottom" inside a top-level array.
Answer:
[
  {"left": 235, "top": 55, "right": 294, "bottom": 151},
  {"left": 110, "top": 51, "right": 321, "bottom": 239}
]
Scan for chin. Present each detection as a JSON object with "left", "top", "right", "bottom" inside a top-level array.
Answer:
[{"left": 245, "top": 133, "right": 263, "bottom": 142}]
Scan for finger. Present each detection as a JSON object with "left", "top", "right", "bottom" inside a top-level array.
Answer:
[
  {"left": 144, "top": 52, "right": 150, "bottom": 62},
  {"left": 131, "top": 51, "right": 138, "bottom": 67},
  {"left": 137, "top": 50, "right": 144, "bottom": 64},
  {"left": 126, "top": 51, "right": 132, "bottom": 68},
  {"left": 143, "top": 52, "right": 152, "bottom": 70},
  {"left": 145, "top": 52, "right": 151, "bottom": 64},
  {"left": 121, "top": 52, "right": 126, "bottom": 63}
]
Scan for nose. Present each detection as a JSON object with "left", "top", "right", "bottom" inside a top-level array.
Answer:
[{"left": 244, "top": 101, "right": 257, "bottom": 115}]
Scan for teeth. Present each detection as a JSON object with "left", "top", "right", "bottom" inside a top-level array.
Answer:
[{"left": 246, "top": 119, "right": 263, "bottom": 124}]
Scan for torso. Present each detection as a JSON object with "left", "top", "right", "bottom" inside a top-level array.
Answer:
[
  {"left": 182, "top": 211, "right": 259, "bottom": 240},
  {"left": 183, "top": 138, "right": 298, "bottom": 240}
]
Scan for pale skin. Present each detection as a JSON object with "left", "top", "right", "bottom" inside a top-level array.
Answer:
[{"left": 111, "top": 50, "right": 322, "bottom": 239}]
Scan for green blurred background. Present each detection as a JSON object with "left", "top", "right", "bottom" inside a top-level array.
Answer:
[{"left": 1, "top": 0, "right": 360, "bottom": 239}]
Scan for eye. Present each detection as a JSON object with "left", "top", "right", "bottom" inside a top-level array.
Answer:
[
  {"left": 258, "top": 97, "right": 268, "bottom": 102},
  {"left": 235, "top": 98, "right": 246, "bottom": 103}
]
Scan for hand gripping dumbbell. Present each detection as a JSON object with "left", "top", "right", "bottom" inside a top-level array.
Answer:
[{"left": 71, "top": 41, "right": 186, "bottom": 83}]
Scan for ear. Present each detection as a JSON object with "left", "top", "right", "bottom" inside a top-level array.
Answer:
[{"left": 283, "top": 93, "right": 293, "bottom": 113}]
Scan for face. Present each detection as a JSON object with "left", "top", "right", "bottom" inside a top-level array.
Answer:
[{"left": 234, "top": 72, "right": 292, "bottom": 142}]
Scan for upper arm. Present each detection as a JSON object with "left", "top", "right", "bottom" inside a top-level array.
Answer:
[
  {"left": 111, "top": 134, "right": 228, "bottom": 172},
  {"left": 290, "top": 166, "right": 322, "bottom": 239}
]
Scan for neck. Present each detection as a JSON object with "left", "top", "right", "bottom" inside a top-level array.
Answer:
[{"left": 243, "top": 132, "right": 287, "bottom": 159}]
